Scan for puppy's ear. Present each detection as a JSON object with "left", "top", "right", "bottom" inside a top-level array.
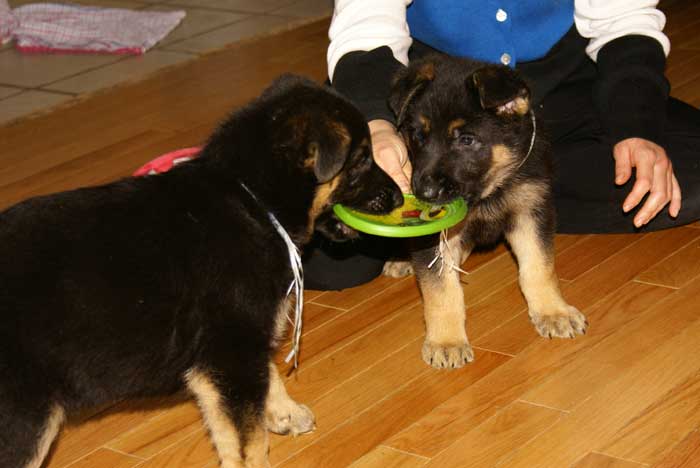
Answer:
[
  {"left": 308, "top": 121, "right": 353, "bottom": 183},
  {"left": 470, "top": 65, "right": 530, "bottom": 116},
  {"left": 389, "top": 61, "right": 436, "bottom": 127}
]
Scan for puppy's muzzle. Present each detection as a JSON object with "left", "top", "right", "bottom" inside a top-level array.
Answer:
[{"left": 414, "top": 174, "right": 458, "bottom": 204}]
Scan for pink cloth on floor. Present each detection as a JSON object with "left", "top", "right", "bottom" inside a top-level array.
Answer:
[
  {"left": 0, "top": 0, "right": 185, "bottom": 54},
  {"left": 133, "top": 147, "right": 201, "bottom": 177}
]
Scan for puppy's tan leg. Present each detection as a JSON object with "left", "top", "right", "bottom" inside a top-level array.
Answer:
[
  {"left": 24, "top": 404, "right": 65, "bottom": 468},
  {"left": 506, "top": 212, "right": 587, "bottom": 338},
  {"left": 185, "top": 368, "right": 270, "bottom": 468},
  {"left": 382, "top": 259, "right": 414, "bottom": 278},
  {"left": 413, "top": 231, "right": 474, "bottom": 368},
  {"left": 265, "top": 363, "right": 315, "bottom": 436}
]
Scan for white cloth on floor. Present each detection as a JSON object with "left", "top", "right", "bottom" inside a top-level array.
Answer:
[{"left": 0, "top": 1, "right": 185, "bottom": 54}]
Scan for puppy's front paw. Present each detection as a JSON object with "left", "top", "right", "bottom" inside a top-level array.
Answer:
[
  {"left": 422, "top": 340, "right": 474, "bottom": 369},
  {"left": 530, "top": 305, "right": 587, "bottom": 339},
  {"left": 382, "top": 260, "right": 414, "bottom": 278},
  {"left": 266, "top": 401, "right": 315, "bottom": 436}
]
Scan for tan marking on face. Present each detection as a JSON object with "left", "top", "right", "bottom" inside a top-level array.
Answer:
[
  {"left": 306, "top": 173, "right": 342, "bottom": 238},
  {"left": 419, "top": 114, "right": 431, "bottom": 135},
  {"left": 303, "top": 141, "right": 320, "bottom": 171},
  {"left": 329, "top": 120, "right": 351, "bottom": 148},
  {"left": 481, "top": 144, "right": 518, "bottom": 199},
  {"left": 288, "top": 114, "right": 310, "bottom": 145},
  {"left": 185, "top": 368, "right": 245, "bottom": 467},
  {"left": 497, "top": 96, "right": 531, "bottom": 116},
  {"left": 303, "top": 122, "right": 355, "bottom": 180},
  {"left": 418, "top": 62, "right": 436, "bottom": 81},
  {"left": 26, "top": 405, "right": 65, "bottom": 468},
  {"left": 513, "top": 97, "right": 530, "bottom": 115},
  {"left": 448, "top": 118, "right": 466, "bottom": 137}
]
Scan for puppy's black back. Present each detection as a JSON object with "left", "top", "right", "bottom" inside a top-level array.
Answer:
[{"left": 0, "top": 166, "right": 289, "bottom": 409}]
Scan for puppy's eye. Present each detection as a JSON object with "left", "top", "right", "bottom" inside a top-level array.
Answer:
[
  {"left": 458, "top": 134, "right": 476, "bottom": 146},
  {"left": 411, "top": 129, "right": 426, "bottom": 145}
]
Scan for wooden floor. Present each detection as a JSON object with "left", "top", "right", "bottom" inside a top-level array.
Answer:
[{"left": 2, "top": 1, "right": 700, "bottom": 467}]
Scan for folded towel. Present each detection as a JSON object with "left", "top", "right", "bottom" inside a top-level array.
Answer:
[{"left": 0, "top": 1, "right": 185, "bottom": 54}]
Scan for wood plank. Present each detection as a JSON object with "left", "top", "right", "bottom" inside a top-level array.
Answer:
[
  {"left": 310, "top": 274, "right": 404, "bottom": 311},
  {"left": 269, "top": 337, "right": 429, "bottom": 464},
  {"left": 458, "top": 249, "right": 518, "bottom": 301},
  {"left": 520, "top": 281, "right": 687, "bottom": 411},
  {"left": 303, "top": 289, "right": 326, "bottom": 303},
  {"left": 348, "top": 446, "right": 428, "bottom": 468},
  {"left": 495, "top": 296, "right": 700, "bottom": 467},
  {"left": 635, "top": 238, "right": 700, "bottom": 288},
  {"left": 281, "top": 301, "right": 426, "bottom": 404},
  {"left": 106, "top": 401, "right": 203, "bottom": 459},
  {"left": 572, "top": 452, "right": 646, "bottom": 468},
  {"left": 276, "top": 277, "right": 422, "bottom": 371},
  {"left": 555, "top": 234, "right": 638, "bottom": 281},
  {"left": 601, "top": 372, "right": 700, "bottom": 465},
  {"left": 290, "top": 302, "right": 348, "bottom": 341},
  {"left": 0, "top": 129, "right": 174, "bottom": 209},
  {"left": 384, "top": 281, "right": 674, "bottom": 458},
  {"left": 67, "top": 448, "right": 143, "bottom": 468},
  {"left": 47, "top": 402, "right": 167, "bottom": 468},
  {"left": 424, "top": 401, "right": 564, "bottom": 468},
  {"left": 474, "top": 227, "right": 699, "bottom": 356},
  {"left": 277, "top": 351, "right": 510, "bottom": 467},
  {"left": 134, "top": 429, "right": 217, "bottom": 468},
  {"left": 652, "top": 429, "right": 700, "bottom": 468}
]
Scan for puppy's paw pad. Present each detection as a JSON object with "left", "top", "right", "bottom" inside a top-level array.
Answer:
[
  {"left": 266, "top": 402, "right": 315, "bottom": 436},
  {"left": 531, "top": 306, "right": 587, "bottom": 339},
  {"left": 382, "top": 260, "right": 414, "bottom": 278},
  {"left": 422, "top": 340, "right": 474, "bottom": 369}
]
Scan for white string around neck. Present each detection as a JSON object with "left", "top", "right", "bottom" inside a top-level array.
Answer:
[{"left": 239, "top": 182, "right": 304, "bottom": 368}]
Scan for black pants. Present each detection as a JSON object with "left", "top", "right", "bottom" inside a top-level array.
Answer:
[
  {"left": 544, "top": 84, "right": 700, "bottom": 233},
  {"left": 305, "top": 61, "right": 700, "bottom": 290}
]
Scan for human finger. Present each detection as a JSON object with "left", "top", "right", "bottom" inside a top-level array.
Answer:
[
  {"left": 622, "top": 149, "right": 653, "bottom": 213},
  {"left": 669, "top": 173, "right": 682, "bottom": 218},
  {"left": 633, "top": 153, "right": 670, "bottom": 227},
  {"left": 613, "top": 144, "right": 633, "bottom": 185}
]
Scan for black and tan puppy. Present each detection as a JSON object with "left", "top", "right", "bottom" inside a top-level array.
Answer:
[
  {"left": 388, "top": 56, "right": 587, "bottom": 369},
  {"left": 0, "top": 75, "right": 402, "bottom": 468}
]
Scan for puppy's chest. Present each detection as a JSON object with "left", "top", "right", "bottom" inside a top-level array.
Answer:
[{"left": 462, "top": 201, "right": 512, "bottom": 246}]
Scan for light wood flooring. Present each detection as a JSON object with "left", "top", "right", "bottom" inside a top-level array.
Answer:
[{"left": 1, "top": 0, "right": 700, "bottom": 467}]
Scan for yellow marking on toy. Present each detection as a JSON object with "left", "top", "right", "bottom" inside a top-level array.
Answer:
[{"left": 352, "top": 197, "right": 447, "bottom": 226}]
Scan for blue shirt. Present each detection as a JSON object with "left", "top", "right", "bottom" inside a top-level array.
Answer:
[{"left": 406, "top": 0, "right": 575, "bottom": 67}]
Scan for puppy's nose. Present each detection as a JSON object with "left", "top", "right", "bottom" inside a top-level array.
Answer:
[{"left": 415, "top": 175, "right": 443, "bottom": 201}]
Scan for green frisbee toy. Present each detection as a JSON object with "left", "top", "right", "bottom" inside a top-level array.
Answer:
[{"left": 333, "top": 194, "right": 468, "bottom": 238}]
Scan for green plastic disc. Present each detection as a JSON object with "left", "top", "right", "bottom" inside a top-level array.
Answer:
[{"left": 333, "top": 194, "right": 468, "bottom": 238}]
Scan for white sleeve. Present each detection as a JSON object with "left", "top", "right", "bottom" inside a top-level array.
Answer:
[
  {"left": 327, "top": 0, "right": 413, "bottom": 80},
  {"left": 574, "top": 0, "right": 670, "bottom": 62}
]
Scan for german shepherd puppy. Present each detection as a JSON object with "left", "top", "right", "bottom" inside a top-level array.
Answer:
[
  {"left": 388, "top": 56, "right": 587, "bottom": 369},
  {"left": 0, "top": 75, "right": 402, "bottom": 468}
]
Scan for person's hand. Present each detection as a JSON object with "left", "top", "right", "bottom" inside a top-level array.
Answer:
[
  {"left": 613, "top": 137, "right": 682, "bottom": 228},
  {"left": 368, "top": 119, "right": 412, "bottom": 193}
]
